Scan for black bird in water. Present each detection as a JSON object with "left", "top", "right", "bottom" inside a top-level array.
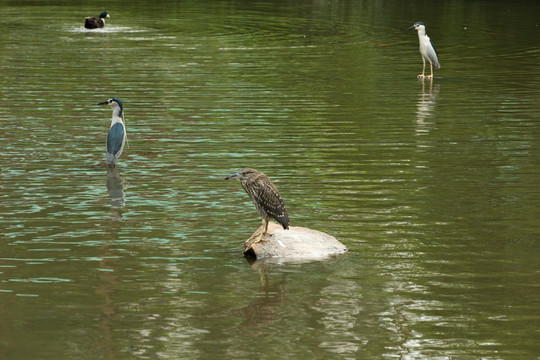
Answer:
[
  {"left": 226, "top": 168, "right": 290, "bottom": 243},
  {"left": 85, "top": 11, "right": 110, "bottom": 29}
]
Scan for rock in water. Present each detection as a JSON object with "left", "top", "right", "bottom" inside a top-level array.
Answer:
[{"left": 243, "top": 222, "right": 347, "bottom": 262}]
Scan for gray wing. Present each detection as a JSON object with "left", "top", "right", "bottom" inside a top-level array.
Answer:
[
  {"left": 428, "top": 39, "right": 440, "bottom": 69},
  {"left": 106, "top": 123, "right": 125, "bottom": 165},
  {"left": 257, "top": 183, "right": 290, "bottom": 229}
]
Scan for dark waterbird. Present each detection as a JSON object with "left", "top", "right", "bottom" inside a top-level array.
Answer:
[
  {"left": 85, "top": 11, "right": 110, "bottom": 29},
  {"left": 98, "top": 98, "right": 126, "bottom": 167},
  {"left": 225, "top": 168, "right": 290, "bottom": 243}
]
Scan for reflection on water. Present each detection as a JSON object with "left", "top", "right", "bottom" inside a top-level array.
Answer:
[
  {"left": 1, "top": 0, "right": 540, "bottom": 358},
  {"left": 415, "top": 79, "right": 439, "bottom": 136},
  {"left": 238, "top": 266, "right": 286, "bottom": 330},
  {"left": 106, "top": 168, "right": 125, "bottom": 208},
  {"left": 106, "top": 167, "right": 125, "bottom": 220}
]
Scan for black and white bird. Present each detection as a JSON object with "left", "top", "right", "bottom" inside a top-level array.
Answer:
[
  {"left": 85, "top": 11, "right": 110, "bottom": 29},
  {"left": 408, "top": 22, "right": 440, "bottom": 79},
  {"left": 225, "top": 168, "right": 290, "bottom": 242},
  {"left": 98, "top": 98, "right": 127, "bottom": 167}
]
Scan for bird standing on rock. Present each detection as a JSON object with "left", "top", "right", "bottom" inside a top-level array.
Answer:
[
  {"left": 225, "top": 168, "right": 290, "bottom": 243},
  {"left": 98, "top": 98, "right": 127, "bottom": 168},
  {"left": 409, "top": 22, "right": 440, "bottom": 79},
  {"left": 85, "top": 11, "right": 110, "bottom": 29}
]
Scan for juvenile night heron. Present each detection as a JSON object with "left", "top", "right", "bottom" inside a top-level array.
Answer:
[
  {"left": 225, "top": 168, "right": 290, "bottom": 243},
  {"left": 85, "top": 11, "right": 110, "bottom": 29},
  {"left": 98, "top": 98, "right": 127, "bottom": 167},
  {"left": 408, "top": 22, "right": 440, "bottom": 79}
]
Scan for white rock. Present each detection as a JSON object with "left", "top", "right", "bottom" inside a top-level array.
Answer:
[{"left": 243, "top": 222, "right": 347, "bottom": 263}]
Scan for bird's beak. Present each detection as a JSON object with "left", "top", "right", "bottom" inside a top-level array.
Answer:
[
  {"left": 98, "top": 101, "right": 109, "bottom": 105},
  {"left": 225, "top": 172, "right": 239, "bottom": 180},
  {"left": 408, "top": 25, "right": 415, "bottom": 30}
]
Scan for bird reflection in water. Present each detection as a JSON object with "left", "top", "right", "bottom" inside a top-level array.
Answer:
[
  {"left": 106, "top": 167, "right": 125, "bottom": 220},
  {"left": 416, "top": 80, "right": 440, "bottom": 136},
  {"left": 238, "top": 264, "right": 287, "bottom": 331}
]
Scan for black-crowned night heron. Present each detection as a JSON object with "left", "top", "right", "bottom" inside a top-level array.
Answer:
[
  {"left": 98, "top": 98, "right": 127, "bottom": 167},
  {"left": 225, "top": 168, "right": 290, "bottom": 243},
  {"left": 408, "top": 22, "right": 440, "bottom": 79},
  {"left": 85, "top": 11, "right": 110, "bottom": 29}
]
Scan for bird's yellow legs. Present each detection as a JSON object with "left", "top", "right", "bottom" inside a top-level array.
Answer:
[
  {"left": 427, "top": 63, "right": 434, "bottom": 79},
  {"left": 253, "top": 219, "right": 270, "bottom": 243},
  {"left": 418, "top": 62, "right": 434, "bottom": 79},
  {"left": 417, "top": 61, "right": 426, "bottom": 79}
]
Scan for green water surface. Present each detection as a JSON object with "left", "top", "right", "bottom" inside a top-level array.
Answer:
[{"left": 1, "top": 0, "right": 539, "bottom": 359}]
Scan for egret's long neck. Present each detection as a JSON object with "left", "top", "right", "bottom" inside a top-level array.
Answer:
[{"left": 111, "top": 105, "right": 124, "bottom": 125}]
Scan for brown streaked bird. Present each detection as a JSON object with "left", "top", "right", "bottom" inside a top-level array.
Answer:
[
  {"left": 225, "top": 168, "right": 290, "bottom": 243},
  {"left": 85, "top": 11, "right": 110, "bottom": 29}
]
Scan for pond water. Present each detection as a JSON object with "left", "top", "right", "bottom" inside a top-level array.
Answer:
[{"left": 1, "top": 0, "right": 539, "bottom": 359}]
